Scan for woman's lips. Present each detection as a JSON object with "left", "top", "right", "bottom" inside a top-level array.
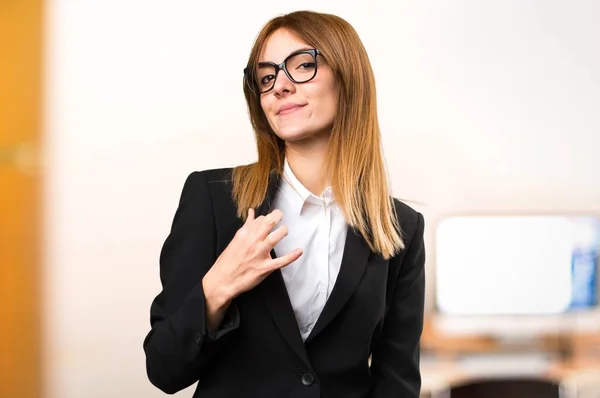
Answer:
[{"left": 278, "top": 104, "right": 305, "bottom": 115}]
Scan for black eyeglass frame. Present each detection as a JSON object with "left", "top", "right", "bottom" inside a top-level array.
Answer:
[{"left": 244, "top": 48, "right": 322, "bottom": 94}]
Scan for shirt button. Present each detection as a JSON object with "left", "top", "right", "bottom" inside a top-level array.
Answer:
[{"left": 301, "top": 372, "right": 315, "bottom": 386}]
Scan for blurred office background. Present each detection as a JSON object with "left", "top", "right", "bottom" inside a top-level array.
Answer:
[{"left": 1, "top": 0, "right": 599, "bottom": 397}]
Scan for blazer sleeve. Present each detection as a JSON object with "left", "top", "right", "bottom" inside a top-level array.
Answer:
[
  {"left": 143, "top": 171, "right": 240, "bottom": 394},
  {"left": 369, "top": 211, "right": 426, "bottom": 398}
]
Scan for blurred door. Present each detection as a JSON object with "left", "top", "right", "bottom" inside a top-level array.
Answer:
[{"left": 0, "top": 0, "right": 43, "bottom": 397}]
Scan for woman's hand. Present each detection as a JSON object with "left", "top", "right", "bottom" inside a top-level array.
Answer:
[{"left": 202, "top": 208, "right": 302, "bottom": 332}]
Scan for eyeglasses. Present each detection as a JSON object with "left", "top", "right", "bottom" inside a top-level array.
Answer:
[{"left": 244, "top": 48, "right": 321, "bottom": 94}]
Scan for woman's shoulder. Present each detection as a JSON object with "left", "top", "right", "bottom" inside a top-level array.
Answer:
[
  {"left": 186, "top": 162, "right": 265, "bottom": 185},
  {"left": 391, "top": 197, "right": 424, "bottom": 240},
  {"left": 186, "top": 167, "right": 234, "bottom": 184},
  {"left": 176, "top": 168, "right": 236, "bottom": 202}
]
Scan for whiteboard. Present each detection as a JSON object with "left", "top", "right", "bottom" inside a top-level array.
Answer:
[{"left": 435, "top": 216, "right": 599, "bottom": 315}]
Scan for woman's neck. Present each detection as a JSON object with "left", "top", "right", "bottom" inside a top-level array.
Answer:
[{"left": 285, "top": 136, "right": 330, "bottom": 196}]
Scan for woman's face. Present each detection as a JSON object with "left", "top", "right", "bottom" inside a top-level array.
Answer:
[{"left": 258, "top": 29, "right": 339, "bottom": 144}]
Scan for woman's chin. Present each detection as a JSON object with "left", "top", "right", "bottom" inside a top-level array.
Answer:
[
  {"left": 274, "top": 129, "right": 312, "bottom": 143},
  {"left": 274, "top": 128, "right": 331, "bottom": 145}
]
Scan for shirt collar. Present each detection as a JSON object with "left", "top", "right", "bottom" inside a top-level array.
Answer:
[{"left": 281, "top": 158, "right": 335, "bottom": 215}]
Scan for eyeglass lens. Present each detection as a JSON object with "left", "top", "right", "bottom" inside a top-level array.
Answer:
[{"left": 256, "top": 52, "right": 317, "bottom": 93}]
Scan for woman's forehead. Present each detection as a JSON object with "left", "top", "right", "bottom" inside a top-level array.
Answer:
[{"left": 258, "top": 29, "right": 311, "bottom": 64}]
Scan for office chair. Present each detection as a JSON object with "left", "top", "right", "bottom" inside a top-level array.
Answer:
[{"left": 448, "top": 377, "right": 560, "bottom": 398}]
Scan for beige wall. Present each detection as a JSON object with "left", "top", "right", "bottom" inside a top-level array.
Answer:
[{"left": 43, "top": 1, "right": 600, "bottom": 397}]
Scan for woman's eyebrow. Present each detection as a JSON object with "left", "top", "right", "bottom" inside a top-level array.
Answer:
[{"left": 258, "top": 47, "right": 313, "bottom": 64}]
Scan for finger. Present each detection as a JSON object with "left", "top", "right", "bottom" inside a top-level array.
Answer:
[
  {"left": 259, "top": 225, "right": 288, "bottom": 251},
  {"left": 265, "top": 209, "right": 283, "bottom": 223},
  {"left": 255, "top": 209, "right": 284, "bottom": 240},
  {"left": 246, "top": 208, "right": 255, "bottom": 224},
  {"left": 270, "top": 248, "right": 303, "bottom": 269},
  {"left": 263, "top": 209, "right": 283, "bottom": 229}
]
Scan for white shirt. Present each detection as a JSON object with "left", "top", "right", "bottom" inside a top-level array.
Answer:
[{"left": 271, "top": 159, "right": 348, "bottom": 341}]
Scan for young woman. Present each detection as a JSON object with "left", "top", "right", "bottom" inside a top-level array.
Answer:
[{"left": 144, "top": 10, "right": 425, "bottom": 398}]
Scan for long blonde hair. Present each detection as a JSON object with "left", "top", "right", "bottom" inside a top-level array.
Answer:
[{"left": 233, "top": 10, "right": 404, "bottom": 259}]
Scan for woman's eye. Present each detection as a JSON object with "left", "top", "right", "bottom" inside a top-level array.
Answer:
[
  {"left": 260, "top": 75, "right": 275, "bottom": 85},
  {"left": 298, "top": 62, "right": 316, "bottom": 69}
]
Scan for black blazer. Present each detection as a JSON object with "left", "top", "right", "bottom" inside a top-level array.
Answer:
[{"left": 143, "top": 168, "right": 426, "bottom": 398}]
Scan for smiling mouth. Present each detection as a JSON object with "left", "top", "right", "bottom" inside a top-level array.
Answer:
[{"left": 278, "top": 105, "right": 305, "bottom": 115}]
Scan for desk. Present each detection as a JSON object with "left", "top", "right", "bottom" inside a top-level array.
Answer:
[
  {"left": 421, "top": 357, "right": 600, "bottom": 397},
  {"left": 419, "top": 319, "right": 600, "bottom": 396}
]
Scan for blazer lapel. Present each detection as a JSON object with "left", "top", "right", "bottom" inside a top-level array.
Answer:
[
  {"left": 305, "top": 226, "right": 370, "bottom": 344},
  {"left": 255, "top": 171, "right": 313, "bottom": 369}
]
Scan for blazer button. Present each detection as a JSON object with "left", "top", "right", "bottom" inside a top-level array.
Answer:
[{"left": 301, "top": 372, "right": 315, "bottom": 386}]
